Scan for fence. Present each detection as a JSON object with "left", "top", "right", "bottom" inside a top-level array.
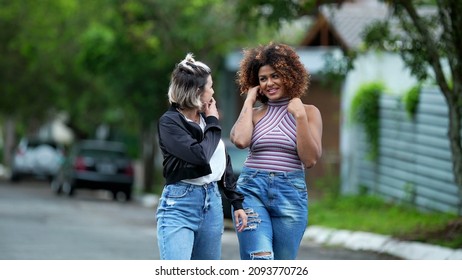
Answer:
[{"left": 353, "top": 87, "right": 461, "bottom": 214}]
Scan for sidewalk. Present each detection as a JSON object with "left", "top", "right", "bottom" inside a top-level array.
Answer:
[
  {"left": 139, "top": 193, "right": 462, "bottom": 260},
  {"left": 303, "top": 226, "right": 462, "bottom": 260}
]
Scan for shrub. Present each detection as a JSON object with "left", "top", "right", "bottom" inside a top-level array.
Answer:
[{"left": 350, "top": 82, "right": 385, "bottom": 160}]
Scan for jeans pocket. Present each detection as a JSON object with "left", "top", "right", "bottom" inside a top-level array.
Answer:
[
  {"left": 213, "top": 185, "right": 222, "bottom": 198},
  {"left": 236, "top": 173, "right": 251, "bottom": 187},
  {"left": 164, "top": 184, "right": 190, "bottom": 198},
  {"left": 286, "top": 176, "right": 307, "bottom": 192}
]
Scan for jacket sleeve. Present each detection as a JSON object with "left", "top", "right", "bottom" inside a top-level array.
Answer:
[
  {"left": 218, "top": 152, "right": 244, "bottom": 211},
  {"left": 158, "top": 114, "right": 221, "bottom": 165}
]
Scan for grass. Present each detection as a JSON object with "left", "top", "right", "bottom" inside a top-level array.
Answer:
[{"left": 309, "top": 194, "right": 462, "bottom": 249}]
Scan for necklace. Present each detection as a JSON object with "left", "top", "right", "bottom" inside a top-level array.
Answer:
[{"left": 177, "top": 108, "right": 200, "bottom": 124}]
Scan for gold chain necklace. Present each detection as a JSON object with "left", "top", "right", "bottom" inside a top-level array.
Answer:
[{"left": 177, "top": 108, "right": 200, "bottom": 123}]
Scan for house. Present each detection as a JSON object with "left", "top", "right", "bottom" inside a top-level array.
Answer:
[
  {"left": 221, "top": 46, "right": 342, "bottom": 196},
  {"left": 301, "top": 0, "right": 414, "bottom": 191},
  {"left": 222, "top": 0, "right": 459, "bottom": 212},
  {"left": 304, "top": 1, "right": 462, "bottom": 214},
  {"left": 220, "top": 0, "right": 397, "bottom": 197}
]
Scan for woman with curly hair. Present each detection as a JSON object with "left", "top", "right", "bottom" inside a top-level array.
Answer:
[{"left": 230, "top": 42, "right": 323, "bottom": 260}]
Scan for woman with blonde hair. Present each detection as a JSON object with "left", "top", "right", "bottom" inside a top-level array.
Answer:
[{"left": 156, "top": 53, "right": 247, "bottom": 260}]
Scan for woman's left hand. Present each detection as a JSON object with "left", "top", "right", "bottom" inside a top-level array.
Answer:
[
  {"left": 287, "top": 97, "right": 306, "bottom": 118},
  {"left": 233, "top": 209, "right": 248, "bottom": 232}
]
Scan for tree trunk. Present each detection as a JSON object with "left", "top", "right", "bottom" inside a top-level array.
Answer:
[
  {"left": 2, "top": 117, "right": 16, "bottom": 167},
  {"left": 445, "top": 89, "right": 462, "bottom": 214},
  {"left": 141, "top": 122, "right": 157, "bottom": 193}
]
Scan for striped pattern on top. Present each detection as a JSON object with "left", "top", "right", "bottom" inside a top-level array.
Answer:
[{"left": 244, "top": 98, "right": 303, "bottom": 171}]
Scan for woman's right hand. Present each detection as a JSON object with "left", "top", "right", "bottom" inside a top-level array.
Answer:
[
  {"left": 245, "top": 86, "right": 260, "bottom": 105},
  {"left": 234, "top": 209, "right": 248, "bottom": 232},
  {"left": 231, "top": 86, "right": 259, "bottom": 148},
  {"left": 204, "top": 97, "right": 219, "bottom": 119}
]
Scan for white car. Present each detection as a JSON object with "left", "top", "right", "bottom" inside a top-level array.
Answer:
[{"left": 10, "top": 138, "right": 64, "bottom": 182}]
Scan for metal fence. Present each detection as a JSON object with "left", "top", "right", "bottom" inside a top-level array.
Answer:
[{"left": 353, "top": 87, "right": 461, "bottom": 214}]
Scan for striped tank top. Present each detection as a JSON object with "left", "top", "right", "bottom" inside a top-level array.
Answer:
[{"left": 244, "top": 98, "right": 303, "bottom": 171}]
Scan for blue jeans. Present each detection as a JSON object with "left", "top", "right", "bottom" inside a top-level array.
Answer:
[
  {"left": 234, "top": 167, "right": 308, "bottom": 260},
  {"left": 156, "top": 181, "right": 224, "bottom": 260}
]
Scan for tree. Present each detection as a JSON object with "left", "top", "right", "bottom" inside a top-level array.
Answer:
[
  {"left": 362, "top": 0, "right": 462, "bottom": 198},
  {"left": 0, "top": 0, "right": 67, "bottom": 127},
  {"left": 238, "top": 0, "right": 462, "bottom": 196},
  {"left": 234, "top": 0, "right": 318, "bottom": 27},
  {"left": 0, "top": 0, "right": 299, "bottom": 191},
  {"left": 79, "top": 0, "right": 260, "bottom": 192},
  {"left": 0, "top": 0, "right": 84, "bottom": 163}
]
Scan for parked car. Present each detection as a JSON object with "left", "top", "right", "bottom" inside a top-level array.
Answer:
[
  {"left": 222, "top": 140, "right": 248, "bottom": 219},
  {"left": 51, "top": 140, "right": 134, "bottom": 201},
  {"left": 10, "top": 138, "right": 64, "bottom": 182}
]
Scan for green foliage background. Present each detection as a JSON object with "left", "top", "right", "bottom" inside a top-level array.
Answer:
[{"left": 350, "top": 82, "right": 385, "bottom": 160}]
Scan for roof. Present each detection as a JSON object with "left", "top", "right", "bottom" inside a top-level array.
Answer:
[
  {"left": 301, "top": 0, "right": 389, "bottom": 50},
  {"left": 225, "top": 46, "right": 343, "bottom": 75}
]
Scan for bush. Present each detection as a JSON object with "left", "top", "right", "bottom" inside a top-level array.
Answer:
[{"left": 350, "top": 82, "right": 385, "bottom": 160}]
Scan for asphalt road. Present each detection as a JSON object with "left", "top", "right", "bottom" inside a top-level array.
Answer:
[{"left": 0, "top": 179, "right": 399, "bottom": 260}]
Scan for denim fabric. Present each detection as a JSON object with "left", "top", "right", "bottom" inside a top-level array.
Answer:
[
  {"left": 234, "top": 166, "right": 308, "bottom": 260},
  {"left": 156, "top": 181, "right": 224, "bottom": 260}
]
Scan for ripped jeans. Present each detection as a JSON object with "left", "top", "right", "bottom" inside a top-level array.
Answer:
[
  {"left": 156, "top": 181, "right": 224, "bottom": 260},
  {"left": 234, "top": 167, "right": 308, "bottom": 260}
]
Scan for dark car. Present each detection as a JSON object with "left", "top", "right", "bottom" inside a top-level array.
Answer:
[
  {"left": 222, "top": 140, "right": 248, "bottom": 219},
  {"left": 10, "top": 138, "right": 64, "bottom": 182},
  {"left": 51, "top": 140, "right": 134, "bottom": 201}
]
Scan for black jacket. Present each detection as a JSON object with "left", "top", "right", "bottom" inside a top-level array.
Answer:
[{"left": 157, "top": 104, "right": 244, "bottom": 211}]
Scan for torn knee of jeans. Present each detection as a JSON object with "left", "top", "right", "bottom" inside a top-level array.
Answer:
[
  {"left": 243, "top": 208, "right": 261, "bottom": 231},
  {"left": 250, "top": 251, "right": 273, "bottom": 260}
]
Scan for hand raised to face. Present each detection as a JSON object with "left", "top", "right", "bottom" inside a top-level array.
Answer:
[{"left": 202, "top": 97, "right": 219, "bottom": 119}]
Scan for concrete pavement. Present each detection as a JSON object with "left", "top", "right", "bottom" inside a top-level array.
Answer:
[
  {"left": 139, "top": 194, "right": 462, "bottom": 260},
  {"left": 303, "top": 226, "right": 462, "bottom": 260}
]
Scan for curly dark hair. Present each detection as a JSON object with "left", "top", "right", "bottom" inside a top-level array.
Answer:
[{"left": 236, "top": 42, "right": 310, "bottom": 103}]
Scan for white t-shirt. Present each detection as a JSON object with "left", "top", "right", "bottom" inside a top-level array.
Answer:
[{"left": 181, "top": 115, "right": 226, "bottom": 185}]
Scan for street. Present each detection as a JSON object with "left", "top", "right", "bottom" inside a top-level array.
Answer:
[{"left": 0, "top": 179, "right": 399, "bottom": 260}]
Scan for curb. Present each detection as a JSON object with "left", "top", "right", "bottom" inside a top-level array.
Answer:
[
  {"left": 136, "top": 194, "right": 462, "bottom": 260},
  {"left": 302, "top": 226, "right": 462, "bottom": 260}
]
